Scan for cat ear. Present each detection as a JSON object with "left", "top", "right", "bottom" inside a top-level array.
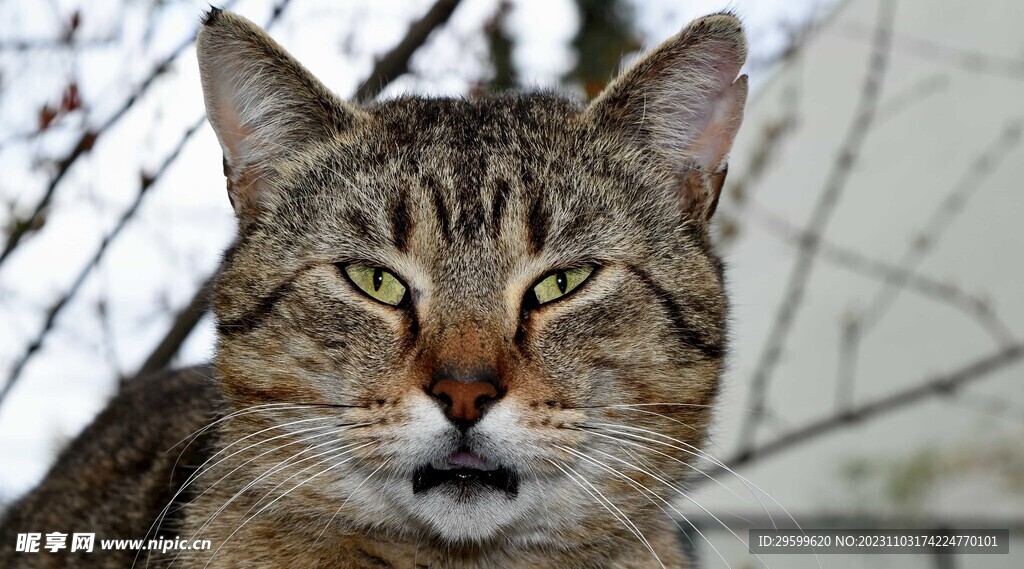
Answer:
[
  {"left": 585, "top": 13, "right": 748, "bottom": 223},
  {"left": 196, "top": 8, "right": 361, "bottom": 218}
]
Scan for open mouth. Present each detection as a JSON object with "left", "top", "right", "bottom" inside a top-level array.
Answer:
[{"left": 413, "top": 449, "right": 519, "bottom": 497}]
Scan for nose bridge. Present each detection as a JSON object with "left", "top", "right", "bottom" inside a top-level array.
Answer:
[
  {"left": 438, "top": 321, "right": 498, "bottom": 372},
  {"left": 425, "top": 317, "right": 507, "bottom": 428}
]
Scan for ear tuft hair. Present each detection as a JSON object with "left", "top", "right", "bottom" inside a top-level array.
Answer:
[{"left": 202, "top": 6, "right": 223, "bottom": 26}]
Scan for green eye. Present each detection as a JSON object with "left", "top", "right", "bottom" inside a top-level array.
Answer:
[
  {"left": 532, "top": 266, "right": 594, "bottom": 305},
  {"left": 344, "top": 265, "right": 408, "bottom": 306}
]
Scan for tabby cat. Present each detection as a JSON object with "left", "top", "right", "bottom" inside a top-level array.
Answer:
[{"left": 0, "top": 7, "right": 747, "bottom": 568}]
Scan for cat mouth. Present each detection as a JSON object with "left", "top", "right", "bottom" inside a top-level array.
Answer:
[{"left": 412, "top": 449, "right": 519, "bottom": 497}]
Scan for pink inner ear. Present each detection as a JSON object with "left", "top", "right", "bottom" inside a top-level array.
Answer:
[
  {"left": 206, "top": 78, "right": 256, "bottom": 173},
  {"left": 218, "top": 112, "right": 255, "bottom": 173},
  {"left": 688, "top": 75, "right": 745, "bottom": 171},
  {"left": 686, "top": 74, "right": 747, "bottom": 172}
]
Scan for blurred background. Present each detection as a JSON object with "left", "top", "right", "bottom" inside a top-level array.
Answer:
[{"left": 0, "top": 0, "right": 1021, "bottom": 566}]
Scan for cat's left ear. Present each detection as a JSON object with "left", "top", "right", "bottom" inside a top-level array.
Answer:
[{"left": 585, "top": 13, "right": 748, "bottom": 224}]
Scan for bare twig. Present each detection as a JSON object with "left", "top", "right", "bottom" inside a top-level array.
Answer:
[
  {"left": 720, "top": 342, "right": 1024, "bottom": 472},
  {"left": 354, "top": 0, "right": 461, "bottom": 102},
  {"left": 832, "top": 117, "right": 1023, "bottom": 407},
  {"left": 937, "top": 389, "right": 1024, "bottom": 423},
  {"left": 839, "top": 21, "right": 1024, "bottom": 82},
  {"left": 736, "top": 0, "right": 898, "bottom": 452},
  {"left": 856, "top": 118, "right": 1023, "bottom": 333},
  {"left": 0, "top": 36, "right": 118, "bottom": 51},
  {"left": 873, "top": 73, "right": 949, "bottom": 124},
  {"left": 96, "top": 296, "right": 126, "bottom": 385},
  {"left": 0, "top": 0, "right": 241, "bottom": 268},
  {"left": 747, "top": 204, "right": 1016, "bottom": 345},
  {"left": 756, "top": 193, "right": 1021, "bottom": 411},
  {"left": 0, "top": 117, "right": 205, "bottom": 407},
  {"left": 131, "top": 0, "right": 466, "bottom": 381},
  {"left": 835, "top": 317, "right": 859, "bottom": 411},
  {"left": 716, "top": 115, "right": 799, "bottom": 246}
]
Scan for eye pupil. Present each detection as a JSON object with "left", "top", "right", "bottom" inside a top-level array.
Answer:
[
  {"left": 373, "top": 268, "right": 384, "bottom": 291},
  {"left": 556, "top": 271, "right": 567, "bottom": 294}
]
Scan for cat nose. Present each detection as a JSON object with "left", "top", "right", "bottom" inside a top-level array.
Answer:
[{"left": 429, "top": 376, "right": 501, "bottom": 428}]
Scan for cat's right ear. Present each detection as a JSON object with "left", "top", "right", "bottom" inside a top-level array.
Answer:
[{"left": 196, "top": 8, "right": 361, "bottom": 220}]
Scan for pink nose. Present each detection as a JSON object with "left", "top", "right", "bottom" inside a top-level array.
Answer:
[{"left": 429, "top": 379, "right": 499, "bottom": 425}]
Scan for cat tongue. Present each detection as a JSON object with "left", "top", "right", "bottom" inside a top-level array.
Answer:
[{"left": 447, "top": 450, "right": 489, "bottom": 470}]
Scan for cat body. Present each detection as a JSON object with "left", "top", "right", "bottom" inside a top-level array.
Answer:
[{"left": 0, "top": 8, "right": 747, "bottom": 568}]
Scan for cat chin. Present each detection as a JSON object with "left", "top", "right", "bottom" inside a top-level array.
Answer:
[
  {"left": 401, "top": 480, "right": 546, "bottom": 543},
  {"left": 411, "top": 493, "right": 516, "bottom": 541}
]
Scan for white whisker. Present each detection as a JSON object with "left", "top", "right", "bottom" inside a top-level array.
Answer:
[
  {"left": 312, "top": 459, "right": 390, "bottom": 545},
  {"left": 202, "top": 445, "right": 370, "bottom": 568},
  {"left": 557, "top": 444, "right": 737, "bottom": 569},
  {"left": 563, "top": 443, "right": 750, "bottom": 569},
  {"left": 587, "top": 423, "right": 821, "bottom": 569},
  {"left": 175, "top": 440, "right": 368, "bottom": 566},
  {"left": 546, "top": 459, "right": 665, "bottom": 569},
  {"left": 167, "top": 403, "right": 322, "bottom": 454},
  {"left": 145, "top": 424, "right": 339, "bottom": 563},
  {"left": 141, "top": 416, "right": 355, "bottom": 569},
  {"left": 606, "top": 405, "right": 702, "bottom": 434},
  {"left": 618, "top": 445, "right": 757, "bottom": 528},
  {"left": 580, "top": 427, "right": 745, "bottom": 502},
  {"left": 174, "top": 424, "right": 349, "bottom": 510}
]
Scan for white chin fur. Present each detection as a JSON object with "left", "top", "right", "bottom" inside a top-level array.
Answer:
[{"left": 412, "top": 489, "right": 521, "bottom": 542}]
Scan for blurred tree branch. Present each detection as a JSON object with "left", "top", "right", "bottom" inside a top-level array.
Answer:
[
  {"left": 0, "top": 117, "right": 205, "bottom": 406},
  {"left": 851, "top": 118, "right": 1022, "bottom": 334},
  {"left": 0, "top": 0, "right": 244, "bottom": 267},
  {"left": 834, "top": 117, "right": 1022, "bottom": 409},
  {"left": 0, "top": 37, "right": 118, "bottom": 51},
  {"left": 747, "top": 204, "right": 1015, "bottom": 345},
  {"left": 132, "top": 273, "right": 215, "bottom": 381},
  {"left": 737, "top": 0, "right": 898, "bottom": 452},
  {"left": 567, "top": 0, "right": 639, "bottom": 98},
  {"left": 354, "top": 0, "right": 462, "bottom": 102},
  {"left": 873, "top": 73, "right": 950, "bottom": 124},
  {"left": 717, "top": 116, "right": 799, "bottom": 244},
  {"left": 483, "top": 1, "right": 516, "bottom": 92},
  {"left": 839, "top": 21, "right": 1024, "bottom": 82},
  {"left": 716, "top": 342, "right": 1024, "bottom": 476}
]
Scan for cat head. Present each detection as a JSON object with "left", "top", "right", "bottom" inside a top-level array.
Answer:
[{"left": 197, "top": 7, "right": 745, "bottom": 550}]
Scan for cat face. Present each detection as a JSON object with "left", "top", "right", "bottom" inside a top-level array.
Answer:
[{"left": 198, "top": 8, "right": 746, "bottom": 547}]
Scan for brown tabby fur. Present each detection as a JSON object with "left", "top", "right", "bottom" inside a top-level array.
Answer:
[{"left": 0, "top": 7, "right": 747, "bottom": 568}]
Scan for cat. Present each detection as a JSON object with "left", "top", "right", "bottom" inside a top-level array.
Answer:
[{"left": 0, "top": 7, "right": 746, "bottom": 568}]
